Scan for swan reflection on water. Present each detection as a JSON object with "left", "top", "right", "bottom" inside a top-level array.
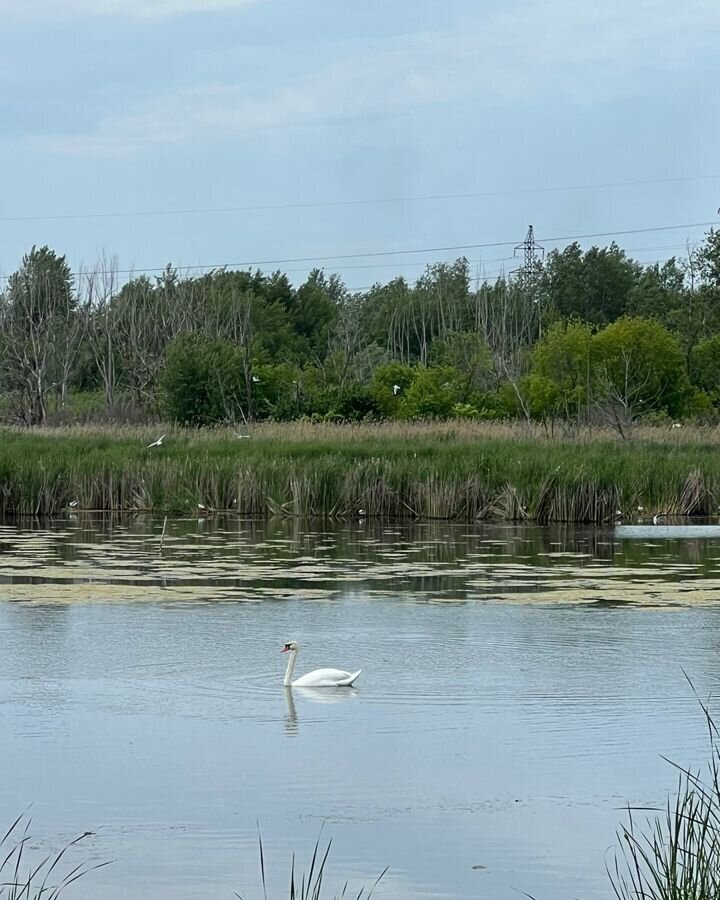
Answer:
[{"left": 283, "top": 685, "right": 357, "bottom": 734}]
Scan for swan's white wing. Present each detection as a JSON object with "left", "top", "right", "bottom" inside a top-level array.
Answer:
[{"left": 292, "top": 667, "right": 361, "bottom": 687}]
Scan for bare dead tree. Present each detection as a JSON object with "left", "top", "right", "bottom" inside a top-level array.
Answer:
[
  {"left": 474, "top": 275, "right": 541, "bottom": 420},
  {"left": 112, "top": 268, "right": 190, "bottom": 411},
  {"left": 325, "top": 294, "right": 370, "bottom": 389},
  {"left": 81, "top": 256, "right": 119, "bottom": 409}
]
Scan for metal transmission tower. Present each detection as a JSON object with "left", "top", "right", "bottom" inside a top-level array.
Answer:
[{"left": 513, "top": 225, "right": 544, "bottom": 297}]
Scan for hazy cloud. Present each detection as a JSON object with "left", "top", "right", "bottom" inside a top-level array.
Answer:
[{"left": 20, "top": 0, "right": 720, "bottom": 156}]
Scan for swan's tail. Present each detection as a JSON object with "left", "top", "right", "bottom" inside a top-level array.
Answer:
[{"left": 338, "top": 669, "right": 361, "bottom": 687}]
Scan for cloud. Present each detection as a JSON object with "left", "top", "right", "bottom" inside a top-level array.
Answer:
[
  {"left": 0, "top": 0, "right": 258, "bottom": 19},
  {"left": 18, "top": 0, "right": 720, "bottom": 156}
]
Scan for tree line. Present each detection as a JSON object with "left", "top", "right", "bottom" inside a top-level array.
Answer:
[{"left": 1, "top": 228, "right": 719, "bottom": 431}]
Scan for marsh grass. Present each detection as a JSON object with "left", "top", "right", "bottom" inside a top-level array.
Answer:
[
  {"left": 236, "top": 832, "right": 386, "bottom": 900},
  {"left": 0, "top": 815, "right": 109, "bottom": 899},
  {"left": 2, "top": 421, "right": 720, "bottom": 521},
  {"left": 610, "top": 691, "right": 720, "bottom": 900}
]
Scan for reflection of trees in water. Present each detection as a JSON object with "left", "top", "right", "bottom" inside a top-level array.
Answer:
[{"left": 3, "top": 513, "right": 720, "bottom": 601}]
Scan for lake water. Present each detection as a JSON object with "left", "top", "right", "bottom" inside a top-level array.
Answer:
[{"left": 1, "top": 516, "right": 720, "bottom": 900}]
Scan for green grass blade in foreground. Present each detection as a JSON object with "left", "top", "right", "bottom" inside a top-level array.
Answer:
[
  {"left": 236, "top": 833, "right": 385, "bottom": 900},
  {"left": 610, "top": 697, "right": 720, "bottom": 900},
  {"left": 0, "top": 816, "right": 109, "bottom": 900}
]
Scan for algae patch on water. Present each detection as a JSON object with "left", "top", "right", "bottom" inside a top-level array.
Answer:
[{"left": 2, "top": 517, "right": 720, "bottom": 608}]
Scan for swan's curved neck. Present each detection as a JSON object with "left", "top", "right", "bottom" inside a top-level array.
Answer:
[{"left": 283, "top": 649, "right": 298, "bottom": 686}]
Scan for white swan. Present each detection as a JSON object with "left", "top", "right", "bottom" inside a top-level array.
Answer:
[{"left": 281, "top": 640, "right": 361, "bottom": 687}]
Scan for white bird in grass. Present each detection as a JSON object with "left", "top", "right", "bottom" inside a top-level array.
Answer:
[
  {"left": 252, "top": 375, "right": 261, "bottom": 384},
  {"left": 68, "top": 500, "right": 79, "bottom": 509},
  {"left": 147, "top": 434, "right": 166, "bottom": 448},
  {"left": 393, "top": 384, "right": 401, "bottom": 395},
  {"left": 281, "top": 640, "right": 361, "bottom": 687},
  {"left": 234, "top": 432, "right": 250, "bottom": 439}
]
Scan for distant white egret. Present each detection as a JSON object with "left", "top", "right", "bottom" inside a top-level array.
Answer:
[
  {"left": 393, "top": 384, "right": 401, "bottom": 395},
  {"left": 234, "top": 433, "right": 250, "bottom": 439},
  {"left": 252, "top": 375, "right": 261, "bottom": 383},
  {"left": 147, "top": 434, "right": 166, "bottom": 448},
  {"left": 68, "top": 499, "right": 79, "bottom": 509}
]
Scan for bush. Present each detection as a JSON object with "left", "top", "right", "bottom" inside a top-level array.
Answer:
[
  {"left": 159, "top": 333, "right": 247, "bottom": 426},
  {"left": 399, "top": 367, "right": 462, "bottom": 419},
  {"left": 371, "top": 362, "right": 416, "bottom": 416}
]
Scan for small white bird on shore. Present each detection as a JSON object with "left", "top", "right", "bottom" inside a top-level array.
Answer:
[
  {"left": 147, "top": 434, "right": 166, "bottom": 448},
  {"left": 235, "top": 433, "right": 250, "bottom": 439},
  {"left": 68, "top": 499, "right": 79, "bottom": 509}
]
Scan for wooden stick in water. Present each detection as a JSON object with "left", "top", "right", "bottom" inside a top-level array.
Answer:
[{"left": 159, "top": 515, "right": 168, "bottom": 554}]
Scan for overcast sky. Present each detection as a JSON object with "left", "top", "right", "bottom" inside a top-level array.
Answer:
[{"left": 0, "top": 0, "right": 718, "bottom": 290}]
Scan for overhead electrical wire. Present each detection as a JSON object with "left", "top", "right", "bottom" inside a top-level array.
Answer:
[
  {"left": 0, "top": 173, "right": 717, "bottom": 223},
  {"left": 0, "top": 219, "right": 716, "bottom": 283}
]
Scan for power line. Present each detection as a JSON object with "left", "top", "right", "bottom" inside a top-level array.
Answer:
[
  {"left": 279, "top": 241, "right": 697, "bottom": 276},
  {"left": 0, "top": 218, "right": 715, "bottom": 283},
  {"left": 0, "top": 174, "right": 718, "bottom": 224}
]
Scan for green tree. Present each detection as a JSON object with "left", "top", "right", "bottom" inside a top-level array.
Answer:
[
  {"left": 628, "top": 257, "right": 719, "bottom": 368},
  {"left": 399, "top": 367, "right": 462, "bottom": 419},
  {"left": 290, "top": 269, "right": 341, "bottom": 359},
  {"left": 371, "top": 362, "right": 416, "bottom": 417},
  {"left": 691, "top": 334, "right": 720, "bottom": 400},
  {"left": 592, "top": 317, "right": 688, "bottom": 433},
  {"left": 531, "top": 320, "right": 595, "bottom": 420},
  {"left": 520, "top": 373, "right": 561, "bottom": 423},
  {"left": 429, "top": 330, "right": 493, "bottom": 399},
  {"left": 159, "top": 333, "right": 247, "bottom": 426},
  {"left": 695, "top": 228, "right": 720, "bottom": 286},
  {"left": 540, "top": 242, "right": 641, "bottom": 324},
  {"left": 0, "top": 245, "right": 78, "bottom": 423}
]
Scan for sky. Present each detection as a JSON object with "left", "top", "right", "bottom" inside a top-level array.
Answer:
[{"left": 0, "top": 0, "right": 719, "bottom": 291}]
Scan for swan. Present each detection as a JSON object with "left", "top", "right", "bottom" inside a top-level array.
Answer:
[{"left": 281, "top": 640, "right": 361, "bottom": 687}]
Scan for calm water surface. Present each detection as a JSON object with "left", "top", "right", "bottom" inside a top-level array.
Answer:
[{"left": 2, "top": 517, "right": 720, "bottom": 900}]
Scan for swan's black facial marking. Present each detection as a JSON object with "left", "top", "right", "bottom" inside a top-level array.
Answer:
[{"left": 282, "top": 642, "right": 292, "bottom": 652}]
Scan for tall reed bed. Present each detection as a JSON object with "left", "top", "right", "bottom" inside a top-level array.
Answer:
[{"left": 2, "top": 423, "right": 720, "bottom": 521}]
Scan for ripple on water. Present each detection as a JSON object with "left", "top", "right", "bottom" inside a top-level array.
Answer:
[{"left": 2, "top": 519, "right": 720, "bottom": 900}]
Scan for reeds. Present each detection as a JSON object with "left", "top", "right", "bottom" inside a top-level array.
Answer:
[
  {"left": 236, "top": 832, "right": 386, "bottom": 900},
  {"left": 2, "top": 422, "right": 720, "bottom": 521},
  {"left": 610, "top": 693, "right": 720, "bottom": 900},
  {"left": 0, "top": 814, "right": 108, "bottom": 899}
]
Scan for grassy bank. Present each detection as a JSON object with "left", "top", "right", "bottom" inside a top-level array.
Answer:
[{"left": 1, "top": 421, "right": 720, "bottom": 521}]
